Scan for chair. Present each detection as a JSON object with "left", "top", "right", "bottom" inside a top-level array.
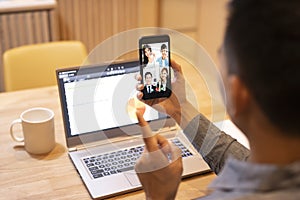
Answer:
[{"left": 3, "top": 41, "right": 88, "bottom": 91}]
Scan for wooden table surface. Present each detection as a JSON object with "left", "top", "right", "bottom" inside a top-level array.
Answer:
[{"left": 0, "top": 86, "right": 218, "bottom": 200}]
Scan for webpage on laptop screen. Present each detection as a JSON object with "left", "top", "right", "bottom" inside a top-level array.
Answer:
[{"left": 59, "top": 65, "right": 162, "bottom": 136}]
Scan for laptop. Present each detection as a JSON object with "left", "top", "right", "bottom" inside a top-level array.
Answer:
[{"left": 56, "top": 60, "right": 210, "bottom": 199}]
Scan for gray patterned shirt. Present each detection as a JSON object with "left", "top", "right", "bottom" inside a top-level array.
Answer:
[{"left": 184, "top": 114, "right": 300, "bottom": 199}]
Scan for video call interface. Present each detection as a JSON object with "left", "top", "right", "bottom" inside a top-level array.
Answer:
[
  {"left": 141, "top": 42, "right": 171, "bottom": 98},
  {"left": 58, "top": 63, "right": 165, "bottom": 137}
]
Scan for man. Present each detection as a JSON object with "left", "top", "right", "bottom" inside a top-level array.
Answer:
[
  {"left": 156, "top": 43, "right": 169, "bottom": 67},
  {"left": 135, "top": 0, "right": 300, "bottom": 199},
  {"left": 142, "top": 72, "right": 156, "bottom": 99}
]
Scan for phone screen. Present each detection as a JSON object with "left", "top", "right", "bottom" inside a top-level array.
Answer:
[{"left": 139, "top": 35, "right": 172, "bottom": 100}]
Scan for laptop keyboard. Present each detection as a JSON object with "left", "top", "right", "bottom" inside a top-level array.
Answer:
[{"left": 82, "top": 138, "right": 193, "bottom": 179}]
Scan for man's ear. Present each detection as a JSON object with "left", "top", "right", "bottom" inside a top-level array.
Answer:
[{"left": 227, "top": 75, "right": 250, "bottom": 118}]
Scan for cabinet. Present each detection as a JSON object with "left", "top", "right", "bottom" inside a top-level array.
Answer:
[{"left": 0, "top": 0, "right": 58, "bottom": 91}]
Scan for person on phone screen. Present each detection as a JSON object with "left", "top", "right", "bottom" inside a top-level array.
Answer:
[
  {"left": 156, "top": 67, "right": 171, "bottom": 98},
  {"left": 142, "top": 72, "right": 156, "bottom": 94},
  {"left": 142, "top": 44, "right": 156, "bottom": 66},
  {"left": 134, "top": 0, "right": 300, "bottom": 199},
  {"left": 156, "top": 43, "right": 169, "bottom": 67},
  {"left": 156, "top": 67, "right": 168, "bottom": 92}
]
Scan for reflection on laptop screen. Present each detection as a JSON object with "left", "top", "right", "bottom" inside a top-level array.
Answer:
[{"left": 57, "top": 61, "right": 166, "bottom": 137}]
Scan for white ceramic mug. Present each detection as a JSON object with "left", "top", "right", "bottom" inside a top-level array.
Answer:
[{"left": 10, "top": 107, "right": 55, "bottom": 154}]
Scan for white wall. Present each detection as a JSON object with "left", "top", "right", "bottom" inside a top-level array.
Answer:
[{"left": 138, "top": 0, "right": 229, "bottom": 67}]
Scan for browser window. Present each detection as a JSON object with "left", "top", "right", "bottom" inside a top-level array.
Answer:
[{"left": 57, "top": 63, "right": 164, "bottom": 137}]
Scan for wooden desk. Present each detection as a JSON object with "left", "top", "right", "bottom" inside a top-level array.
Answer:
[{"left": 0, "top": 86, "right": 216, "bottom": 200}]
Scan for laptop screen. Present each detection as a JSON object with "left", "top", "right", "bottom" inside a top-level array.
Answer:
[{"left": 57, "top": 60, "right": 169, "bottom": 140}]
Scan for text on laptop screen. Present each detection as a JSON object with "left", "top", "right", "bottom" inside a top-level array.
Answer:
[{"left": 57, "top": 61, "right": 165, "bottom": 137}]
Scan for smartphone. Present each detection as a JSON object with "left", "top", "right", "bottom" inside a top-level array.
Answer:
[{"left": 139, "top": 35, "right": 172, "bottom": 100}]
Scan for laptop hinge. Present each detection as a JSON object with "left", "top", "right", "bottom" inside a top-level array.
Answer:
[
  {"left": 68, "top": 147, "right": 77, "bottom": 152},
  {"left": 68, "top": 144, "right": 88, "bottom": 152},
  {"left": 68, "top": 136, "right": 141, "bottom": 152},
  {"left": 69, "top": 143, "right": 93, "bottom": 152},
  {"left": 158, "top": 125, "right": 178, "bottom": 133},
  {"left": 68, "top": 126, "right": 179, "bottom": 153}
]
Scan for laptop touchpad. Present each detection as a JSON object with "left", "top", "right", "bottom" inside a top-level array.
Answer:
[{"left": 124, "top": 171, "right": 141, "bottom": 186}]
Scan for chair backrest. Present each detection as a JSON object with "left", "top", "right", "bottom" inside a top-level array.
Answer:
[{"left": 3, "top": 41, "right": 87, "bottom": 91}]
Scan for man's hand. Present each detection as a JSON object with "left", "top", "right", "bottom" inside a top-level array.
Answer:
[{"left": 135, "top": 110, "right": 183, "bottom": 200}]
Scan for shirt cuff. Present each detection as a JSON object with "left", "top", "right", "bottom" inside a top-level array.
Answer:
[{"left": 171, "top": 101, "right": 200, "bottom": 130}]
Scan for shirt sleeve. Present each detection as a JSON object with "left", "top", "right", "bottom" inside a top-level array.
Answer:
[{"left": 183, "top": 114, "right": 250, "bottom": 174}]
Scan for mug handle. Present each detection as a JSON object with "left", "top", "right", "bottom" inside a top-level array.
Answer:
[{"left": 10, "top": 119, "right": 24, "bottom": 142}]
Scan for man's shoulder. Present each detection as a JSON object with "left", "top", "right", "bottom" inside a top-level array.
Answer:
[
  {"left": 234, "top": 190, "right": 300, "bottom": 200},
  {"left": 199, "top": 189, "right": 300, "bottom": 200}
]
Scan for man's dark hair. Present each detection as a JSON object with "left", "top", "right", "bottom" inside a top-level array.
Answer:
[
  {"left": 224, "top": 0, "right": 300, "bottom": 135},
  {"left": 161, "top": 44, "right": 167, "bottom": 51},
  {"left": 145, "top": 72, "right": 152, "bottom": 78}
]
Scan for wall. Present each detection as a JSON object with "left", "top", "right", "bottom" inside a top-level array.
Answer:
[
  {"left": 57, "top": 0, "right": 229, "bottom": 65},
  {"left": 197, "top": 0, "right": 229, "bottom": 67},
  {"left": 138, "top": 0, "right": 229, "bottom": 67},
  {"left": 57, "top": 0, "right": 139, "bottom": 52},
  {"left": 0, "top": 0, "right": 229, "bottom": 92}
]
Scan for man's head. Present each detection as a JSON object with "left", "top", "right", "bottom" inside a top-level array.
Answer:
[
  {"left": 160, "top": 44, "right": 168, "bottom": 60},
  {"left": 145, "top": 72, "right": 153, "bottom": 85},
  {"left": 221, "top": 0, "right": 300, "bottom": 136}
]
